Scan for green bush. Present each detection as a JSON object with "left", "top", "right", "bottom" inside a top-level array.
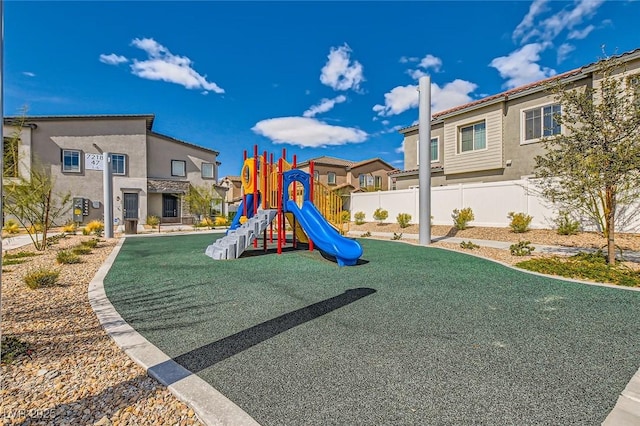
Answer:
[
  {"left": 24, "top": 268, "right": 60, "bottom": 289},
  {"left": 452, "top": 207, "right": 474, "bottom": 230},
  {"left": 396, "top": 213, "right": 412, "bottom": 228},
  {"left": 80, "top": 238, "right": 99, "bottom": 248},
  {"left": 4, "top": 251, "right": 39, "bottom": 260},
  {"left": 56, "top": 250, "right": 81, "bottom": 264},
  {"left": 340, "top": 210, "right": 351, "bottom": 222},
  {"left": 508, "top": 212, "right": 533, "bottom": 233},
  {"left": 510, "top": 241, "right": 536, "bottom": 256},
  {"left": 354, "top": 211, "right": 366, "bottom": 225},
  {"left": 555, "top": 211, "right": 581, "bottom": 235},
  {"left": 373, "top": 208, "right": 388, "bottom": 224},
  {"left": 146, "top": 215, "right": 160, "bottom": 228},
  {"left": 1, "top": 335, "right": 31, "bottom": 364},
  {"left": 460, "top": 241, "right": 480, "bottom": 250},
  {"left": 71, "top": 246, "right": 92, "bottom": 255},
  {"left": 516, "top": 250, "right": 640, "bottom": 287}
]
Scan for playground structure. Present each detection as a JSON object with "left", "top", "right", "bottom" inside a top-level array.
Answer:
[{"left": 205, "top": 146, "right": 363, "bottom": 266}]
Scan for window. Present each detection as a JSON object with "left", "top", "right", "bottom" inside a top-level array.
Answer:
[
  {"left": 374, "top": 176, "right": 382, "bottom": 190},
  {"left": 171, "top": 160, "right": 186, "bottom": 177},
  {"left": 459, "top": 122, "right": 486, "bottom": 153},
  {"left": 417, "top": 137, "right": 439, "bottom": 165},
  {"left": 201, "top": 162, "right": 215, "bottom": 179},
  {"left": 314, "top": 170, "right": 319, "bottom": 181},
  {"left": 327, "top": 172, "right": 336, "bottom": 185},
  {"left": 359, "top": 174, "right": 365, "bottom": 187},
  {"left": 523, "top": 104, "right": 561, "bottom": 142},
  {"left": 3, "top": 137, "right": 19, "bottom": 177},
  {"left": 62, "top": 149, "right": 81, "bottom": 173},
  {"left": 629, "top": 75, "right": 640, "bottom": 106},
  {"left": 110, "top": 154, "right": 126, "bottom": 175}
]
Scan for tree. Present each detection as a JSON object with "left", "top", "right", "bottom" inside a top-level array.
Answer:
[
  {"left": 534, "top": 54, "right": 640, "bottom": 264},
  {"left": 183, "top": 184, "right": 221, "bottom": 221}
]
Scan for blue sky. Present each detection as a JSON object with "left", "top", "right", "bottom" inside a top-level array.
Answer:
[{"left": 4, "top": 1, "right": 640, "bottom": 179}]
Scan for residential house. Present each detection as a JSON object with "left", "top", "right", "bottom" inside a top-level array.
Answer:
[
  {"left": 392, "top": 48, "right": 640, "bottom": 189},
  {"left": 2, "top": 114, "right": 225, "bottom": 232},
  {"left": 219, "top": 175, "right": 243, "bottom": 213}
]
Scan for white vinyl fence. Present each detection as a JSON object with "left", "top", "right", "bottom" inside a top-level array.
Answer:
[{"left": 350, "top": 179, "right": 640, "bottom": 232}]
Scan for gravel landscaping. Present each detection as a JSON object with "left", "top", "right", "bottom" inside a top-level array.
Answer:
[{"left": 1, "top": 233, "right": 202, "bottom": 426}]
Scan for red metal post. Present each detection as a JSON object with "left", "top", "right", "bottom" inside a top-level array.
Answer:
[
  {"left": 308, "top": 161, "right": 314, "bottom": 252},
  {"left": 269, "top": 153, "right": 274, "bottom": 243},
  {"left": 277, "top": 158, "right": 283, "bottom": 254},
  {"left": 292, "top": 154, "right": 297, "bottom": 248},
  {"left": 242, "top": 150, "right": 247, "bottom": 218},
  {"left": 253, "top": 145, "right": 259, "bottom": 248}
]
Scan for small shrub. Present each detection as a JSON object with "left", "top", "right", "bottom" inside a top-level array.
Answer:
[
  {"left": 1, "top": 335, "right": 31, "bottom": 364},
  {"left": 510, "top": 241, "right": 536, "bottom": 256},
  {"left": 80, "top": 238, "right": 99, "bottom": 248},
  {"left": 392, "top": 232, "right": 403, "bottom": 240},
  {"left": 4, "top": 251, "right": 39, "bottom": 260},
  {"left": 373, "top": 208, "right": 388, "bottom": 224},
  {"left": 555, "top": 211, "right": 581, "bottom": 235},
  {"left": 56, "top": 250, "right": 82, "bottom": 264},
  {"left": 452, "top": 207, "right": 474, "bottom": 230},
  {"left": 354, "top": 211, "right": 366, "bottom": 225},
  {"left": 460, "top": 241, "right": 480, "bottom": 250},
  {"left": 396, "top": 213, "right": 412, "bottom": 229},
  {"left": 200, "top": 217, "right": 215, "bottom": 228},
  {"left": 214, "top": 216, "right": 229, "bottom": 227},
  {"left": 24, "top": 268, "right": 60, "bottom": 289},
  {"left": 361, "top": 231, "right": 371, "bottom": 237},
  {"left": 71, "top": 246, "right": 92, "bottom": 255},
  {"left": 61, "top": 221, "right": 77, "bottom": 234},
  {"left": 84, "top": 220, "right": 104, "bottom": 236},
  {"left": 508, "top": 212, "right": 532, "bottom": 233},
  {"left": 146, "top": 215, "right": 160, "bottom": 228},
  {"left": 46, "top": 234, "right": 66, "bottom": 247},
  {"left": 3, "top": 219, "right": 20, "bottom": 235},
  {"left": 26, "top": 223, "right": 44, "bottom": 234},
  {"left": 340, "top": 210, "right": 351, "bottom": 223}
]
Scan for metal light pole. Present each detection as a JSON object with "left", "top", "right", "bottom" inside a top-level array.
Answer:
[{"left": 418, "top": 76, "right": 432, "bottom": 246}]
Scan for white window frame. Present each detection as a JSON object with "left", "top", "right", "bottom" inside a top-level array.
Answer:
[
  {"left": 313, "top": 170, "right": 319, "bottom": 181},
  {"left": 110, "top": 153, "right": 126, "bottom": 176},
  {"left": 359, "top": 173, "right": 365, "bottom": 187},
  {"left": 521, "top": 102, "right": 562, "bottom": 145},
  {"left": 201, "top": 162, "right": 215, "bottom": 179},
  {"left": 416, "top": 137, "right": 439, "bottom": 166},
  {"left": 62, "top": 149, "right": 81, "bottom": 173},
  {"left": 458, "top": 121, "right": 487, "bottom": 154},
  {"left": 327, "top": 172, "right": 336, "bottom": 185},
  {"left": 171, "top": 159, "right": 186, "bottom": 177}
]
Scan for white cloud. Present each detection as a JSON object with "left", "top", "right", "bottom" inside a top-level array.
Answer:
[
  {"left": 557, "top": 43, "right": 576, "bottom": 63},
  {"left": 514, "top": 0, "right": 604, "bottom": 43},
  {"left": 303, "top": 95, "right": 347, "bottom": 118},
  {"left": 407, "top": 69, "right": 427, "bottom": 80},
  {"left": 129, "top": 37, "right": 224, "bottom": 94},
  {"left": 373, "top": 79, "right": 477, "bottom": 117},
  {"left": 431, "top": 79, "right": 478, "bottom": 113},
  {"left": 567, "top": 24, "right": 594, "bottom": 40},
  {"left": 373, "top": 85, "right": 418, "bottom": 117},
  {"left": 399, "top": 56, "right": 419, "bottom": 63},
  {"left": 489, "top": 43, "right": 556, "bottom": 89},
  {"left": 252, "top": 116, "right": 367, "bottom": 148},
  {"left": 419, "top": 54, "right": 442, "bottom": 72},
  {"left": 395, "top": 141, "right": 405, "bottom": 154},
  {"left": 22, "top": 71, "right": 36, "bottom": 77},
  {"left": 320, "top": 44, "right": 365, "bottom": 91},
  {"left": 99, "top": 53, "right": 128, "bottom": 65}
]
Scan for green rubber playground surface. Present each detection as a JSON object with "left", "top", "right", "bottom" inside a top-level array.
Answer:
[{"left": 104, "top": 233, "right": 640, "bottom": 425}]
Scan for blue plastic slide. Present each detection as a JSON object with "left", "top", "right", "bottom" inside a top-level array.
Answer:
[
  {"left": 286, "top": 199, "right": 363, "bottom": 266},
  {"left": 228, "top": 193, "right": 260, "bottom": 233}
]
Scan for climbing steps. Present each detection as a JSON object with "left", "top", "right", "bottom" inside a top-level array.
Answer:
[{"left": 205, "top": 209, "right": 277, "bottom": 260}]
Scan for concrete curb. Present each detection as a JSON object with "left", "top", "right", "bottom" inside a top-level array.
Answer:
[{"left": 88, "top": 237, "right": 260, "bottom": 426}]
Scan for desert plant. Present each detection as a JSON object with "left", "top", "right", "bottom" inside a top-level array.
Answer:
[
  {"left": 452, "top": 207, "right": 474, "bottom": 230},
  {"left": 341, "top": 210, "right": 351, "bottom": 223},
  {"left": 508, "top": 212, "right": 533, "bottom": 233},
  {"left": 214, "top": 216, "right": 229, "bottom": 227},
  {"left": 24, "top": 268, "right": 60, "bottom": 289},
  {"left": 61, "top": 221, "right": 77, "bottom": 234},
  {"left": 392, "top": 232, "right": 403, "bottom": 240},
  {"left": 396, "top": 213, "right": 412, "bottom": 228},
  {"left": 510, "top": 241, "right": 536, "bottom": 256},
  {"left": 361, "top": 231, "right": 371, "bottom": 237},
  {"left": 56, "top": 250, "right": 81, "bottom": 264},
  {"left": 1, "top": 335, "right": 31, "bottom": 364},
  {"left": 200, "top": 217, "right": 215, "bottom": 228},
  {"left": 146, "top": 215, "right": 160, "bottom": 229},
  {"left": 80, "top": 238, "right": 99, "bottom": 248},
  {"left": 71, "top": 246, "right": 92, "bottom": 255},
  {"left": 460, "top": 241, "right": 480, "bottom": 250},
  {"left": 3, "top": 218, "right": 20, "bottom": 234},
  {"left": 373, "top": 208, "right": 388, "bottom": 224},
  {"left": 555, "top": 211, "right": 581, "bottom": 235},
  {"left": 354, "top": 211, "right": 366, "bottom": 225},
  {"left": 84, "top": 220, "right": 104, "bottom": 236}
]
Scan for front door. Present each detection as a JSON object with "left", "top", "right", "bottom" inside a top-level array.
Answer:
[
  {"left": 162, "top": 194, "right": 179, "bottom": 221},
  {"left": 123, "top": 193, "right": 139, "bottom": 219}
]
